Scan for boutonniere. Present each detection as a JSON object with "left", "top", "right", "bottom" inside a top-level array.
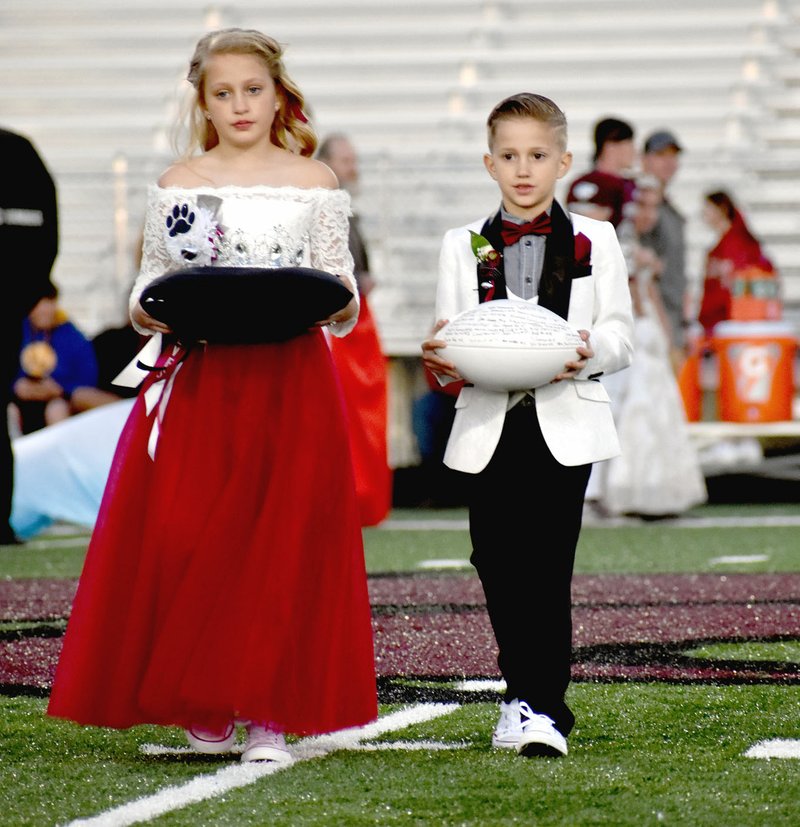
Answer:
[
  {"left": 574, "top": 232, "right": 592, "bottom": 274},
  {"left": 470, "top": 231, "right": 502, "bottom": 302},
  {"left": 470, "top": 231, "right": 501, "bottom": 268}
]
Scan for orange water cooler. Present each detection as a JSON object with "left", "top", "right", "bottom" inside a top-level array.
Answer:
[
  {"left": 677, "top": 327, "right": 705, "bottom": 422},
  {"left": 712, "top": 321, "right": 797, "bottom": 422}
]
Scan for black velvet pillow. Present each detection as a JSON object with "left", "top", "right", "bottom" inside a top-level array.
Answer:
[{"left": 140, "top": 266, "right": 353, "bottom": 344}]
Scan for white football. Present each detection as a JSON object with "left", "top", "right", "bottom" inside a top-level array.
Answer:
[{"left": 437, "top": 299, "right": 584, "bottom": 392}]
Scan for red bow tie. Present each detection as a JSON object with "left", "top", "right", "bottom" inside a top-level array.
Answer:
[{"left": 501, "top": 213, "right": 552, "bottom": 246}]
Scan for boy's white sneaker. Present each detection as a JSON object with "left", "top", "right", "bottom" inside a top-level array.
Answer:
[
  {"left": 515, "top": 701, "right": 568, "bottom": 758},
  {"left": 491, "top": 698, "right": 524, "bottom": 748},
  {"left": 241, "top": 724, "right": 293, "bottom": 764},
  {"left": 185, "top": 722, "right": 237, "bottom": 754}
]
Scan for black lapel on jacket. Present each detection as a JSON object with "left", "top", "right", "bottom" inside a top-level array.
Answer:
[{"left": 538, "top": 200, "right": 575, "bottom": 321}]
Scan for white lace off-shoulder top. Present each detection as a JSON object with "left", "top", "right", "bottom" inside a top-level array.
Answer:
[{"left": 130, "top": 184, "right": 358, "bottom": 337}]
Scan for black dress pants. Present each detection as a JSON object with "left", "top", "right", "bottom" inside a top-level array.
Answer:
[{"left": 465, "top": 400, "right": 591, "bottom": 737}]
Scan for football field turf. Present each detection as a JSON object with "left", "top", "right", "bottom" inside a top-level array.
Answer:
[{"left": 1, "top": 503, "right": 798, "bottom": 826}]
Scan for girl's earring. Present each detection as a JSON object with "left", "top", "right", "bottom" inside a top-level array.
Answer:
[{"left": 205, "top": 112, "right": 212, "bottom": 121}]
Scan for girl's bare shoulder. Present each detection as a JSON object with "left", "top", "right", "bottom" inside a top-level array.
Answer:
[
  {"left": 284, "top": 155, "right": 338, "bottom": 189},
  {"left": 157, "top": 160, "right": 214, "bottom": 188}
]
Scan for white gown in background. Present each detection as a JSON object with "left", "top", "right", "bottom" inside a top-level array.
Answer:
[
  {"left": 600, "top": 267, "right": 707, "bottom": 517},
  {"left": 11, "top": 399, "right": 134, "bottom": 538}
]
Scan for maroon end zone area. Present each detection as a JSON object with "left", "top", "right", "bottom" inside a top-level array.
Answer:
[{"left": 2, "top": 573, "right": 799, "bottom": 700}]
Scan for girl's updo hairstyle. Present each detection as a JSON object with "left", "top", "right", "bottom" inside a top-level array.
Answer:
[{"left": 183, "top": 28, "right": 316, "bottom": 157}]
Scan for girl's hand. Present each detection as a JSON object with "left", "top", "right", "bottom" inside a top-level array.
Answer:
[
  {"left": 317, "top": 294, "right": 358, "bottom": 328},
  {"left": 131, "top": 302, "right": 173, "bottom": 335}
]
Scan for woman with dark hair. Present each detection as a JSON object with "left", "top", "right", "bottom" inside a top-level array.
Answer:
[{"left": 698, "top": 190, "right": 779, "bottom": 335}]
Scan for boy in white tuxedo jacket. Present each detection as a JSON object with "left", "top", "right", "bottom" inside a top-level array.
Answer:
[{"left": 422, "top": 93, "right": 634, "bottom": 758}]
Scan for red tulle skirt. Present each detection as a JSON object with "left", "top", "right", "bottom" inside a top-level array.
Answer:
[{"left": 47, "top": 330, "right": 377, "bottom": 736}]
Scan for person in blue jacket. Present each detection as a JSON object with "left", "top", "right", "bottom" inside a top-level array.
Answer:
[{"left": 10, "top": 283, "right": 97, "bottom": 434}]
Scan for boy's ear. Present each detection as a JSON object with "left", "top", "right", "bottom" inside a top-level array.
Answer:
[
  {"left": 483, "top": 152, "right": 497, "bottom": 180},
  {"left": 557, "top": 151, "right": 573, "bottom": 180}
]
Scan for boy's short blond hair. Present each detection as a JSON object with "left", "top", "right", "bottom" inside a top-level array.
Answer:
[{"left": 486, "top": 93, "right": 568, "bottom": 152}]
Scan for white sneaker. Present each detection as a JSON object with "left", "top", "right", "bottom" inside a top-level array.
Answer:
[
  {"left": 516, "top": 701, "right": 568, "bottom": 758},
  {"left": 241, "top": 724, "right": 293, "bottom": 764},
  {"left": 185, "top": 722, "right": 236, "bottom": 754},
  {"left": 492, "top": 699, "right": 524, "bottom": 748}
]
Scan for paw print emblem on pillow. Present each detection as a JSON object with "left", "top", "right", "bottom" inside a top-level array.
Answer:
[
  {"left": 164, "top": 202, "right": 222, "bottom": 267},
  {"left": 166, "top": 203, "right": 195, "bottom": 238}
]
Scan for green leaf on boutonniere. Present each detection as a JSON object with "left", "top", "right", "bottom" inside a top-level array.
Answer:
[{"left": 469, "top": 230, "right": 500, "bottom": 264}]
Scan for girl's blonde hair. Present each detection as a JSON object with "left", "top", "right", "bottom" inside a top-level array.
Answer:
[{"left": 179, "top": 28, "right": 316, "bottom": 158}]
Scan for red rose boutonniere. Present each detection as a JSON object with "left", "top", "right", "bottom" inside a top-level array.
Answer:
[
  {"left": 573, "top": 232, "right": 592, "bottom": 276},
  {"left": 470, "top": 230, "right": 502, "bottom": 302}
]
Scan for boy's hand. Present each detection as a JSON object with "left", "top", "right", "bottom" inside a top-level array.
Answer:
[
  {"left": 553, "top": 329, "right": 593, "bottom": 382},
  {"left": 421, "top": 319, "right": 463, "bottom": 381}
]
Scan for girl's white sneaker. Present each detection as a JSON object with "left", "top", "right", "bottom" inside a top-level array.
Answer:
[
  {"left": 185, "top": 722, "right": 237, "bottom": 754},
  {"left": 241, "top": 724, "right": 293, "bottom": 764}
]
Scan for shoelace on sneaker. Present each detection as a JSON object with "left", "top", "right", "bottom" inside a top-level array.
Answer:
[
  {"left": 518, "top": 701, "right": 556, "bottom": 730},
  {"left": 242, "top": 724, "right": 293, "bottom": 764},
  {"left": 246, "top": 726, "right": 284, "bottom": 749}
]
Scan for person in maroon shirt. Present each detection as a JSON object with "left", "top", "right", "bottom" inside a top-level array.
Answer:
[{"left": 566, "top": 117, "right": 636, "bottom": 228}]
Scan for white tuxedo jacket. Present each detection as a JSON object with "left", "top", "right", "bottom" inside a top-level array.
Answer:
[{"left": 436, "top": 211, "right": 634, "bottom": 473}]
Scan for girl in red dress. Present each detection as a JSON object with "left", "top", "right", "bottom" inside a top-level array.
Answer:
[{"left": 47, "top": 28, "right": 377, "bottom": 764}]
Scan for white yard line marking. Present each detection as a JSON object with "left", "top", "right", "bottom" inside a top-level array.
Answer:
[
  {"left": 380, "top": 519, "right": 469, "bottom": 530},
  {"left": 710, "top": 554, "right": 769, "bottom": 565},
  {"left": 142, "top": 738, "right": 466, "bottom": 756},
  {"left": 60, "top": 704, "right": 460, "bottom": 827},
  {"left": 290, "top": 703, "right": 458, "bottom": 760},
  {"left": 139, "top": 744, "right": 243, "bottom": 756},
  {"left": 355, "top": 739, "right": 467, "bottom": 751},
  {"left": 381, "top": 515, "right": 800, "bottom": 530},
  {"left": 60, "top": 763, "right": 283, "bottom": 827},
  {"left": 416, "top": 558, "right": 471, "bottom": 569},
  {"left": 25, "top": 536, "right": 90, "bottom": 550},
  {"left": 744, "top": 739, "right": 800, "bottom": 759},
  {"left": 454, "top": 679, "right": 507, "bottom": 693}
]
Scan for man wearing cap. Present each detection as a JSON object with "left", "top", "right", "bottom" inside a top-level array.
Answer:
[
  {"left": 566, "top": 117, "right": 637, "bottom": 229},
  {"left": 640, "top": 130, "right": 688, "bottom": 367}
]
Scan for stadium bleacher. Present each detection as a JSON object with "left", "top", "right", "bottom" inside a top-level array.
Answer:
[{"left": 2, "top": 0, "right": 799, "bottom": 463}]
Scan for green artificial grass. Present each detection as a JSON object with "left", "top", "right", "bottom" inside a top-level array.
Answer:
[
  {"left": 3, "top": 523, "right": 798, "bottom": 579},
  {"left": 575, "top": 525, "right": 800, "bottom": 574},
  {"left": 1, "top": 505, "right": 799, "bottom": 825},
  {"left": 686, "top": 641, "right": 800, "bottom": 664},
  {"left": 2, "top": 686, "right": 799, "bottom": 826},
  {"left": 2, "top": 504, "right": 798, "bottom": 579},
  {"left": 0, "top": 537, "right": 89, "bottom": 579},
  {"left": 361, "top": 506, "right": 800, "bottom": 575}
]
